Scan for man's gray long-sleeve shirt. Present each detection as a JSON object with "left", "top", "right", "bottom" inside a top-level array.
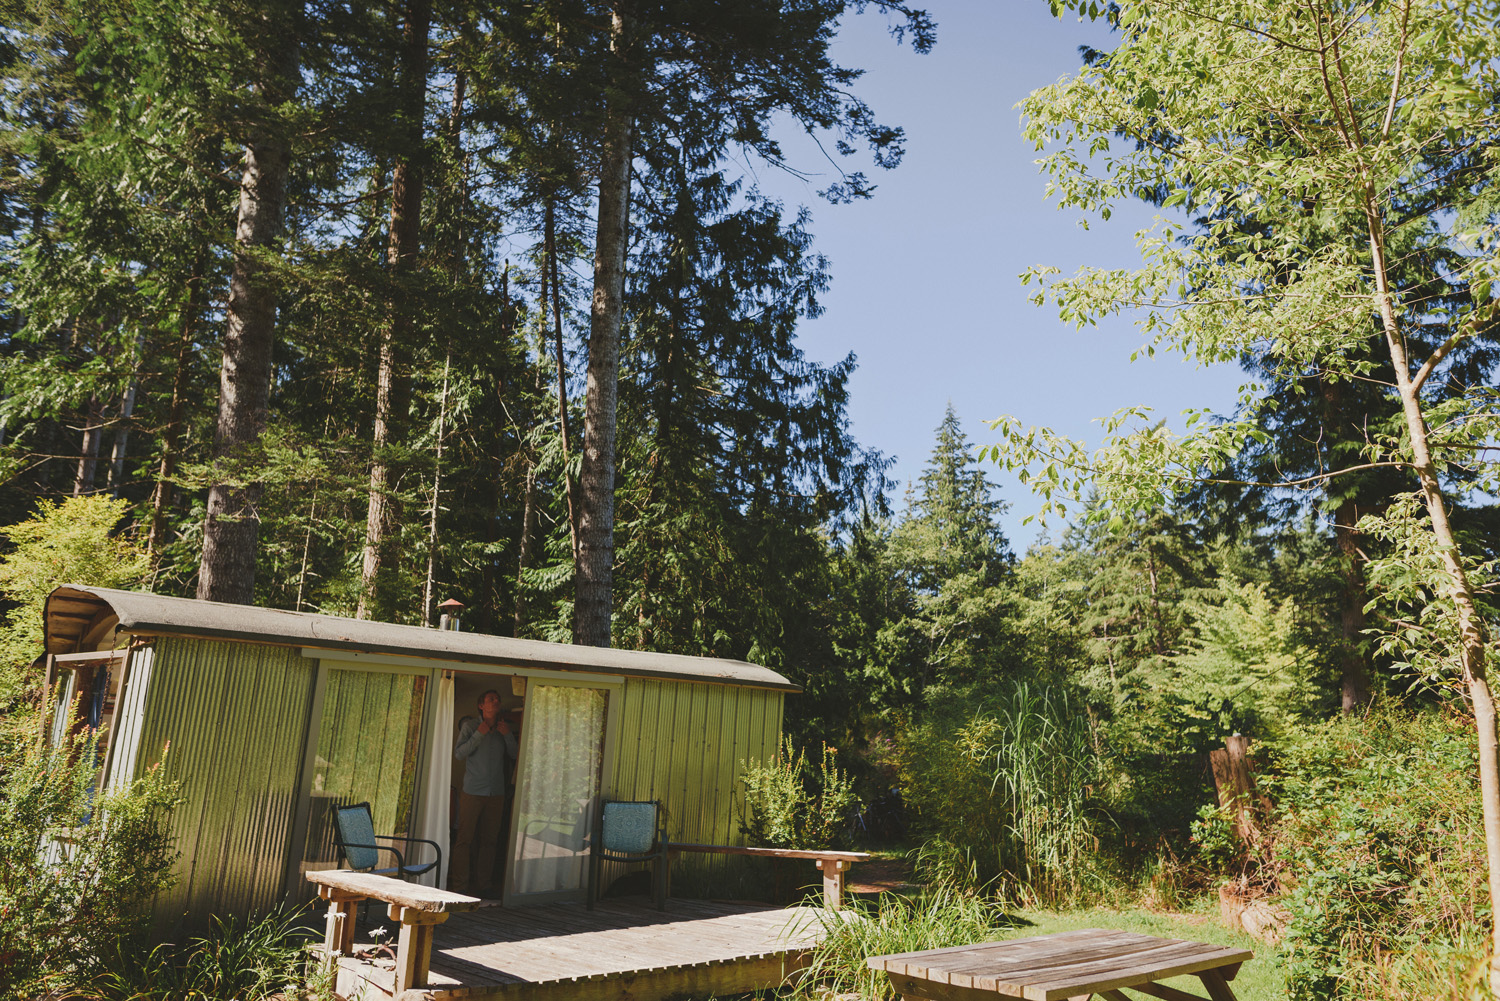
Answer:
[{"left": 454, "top": 718, "right": 518, "bottom": 797}]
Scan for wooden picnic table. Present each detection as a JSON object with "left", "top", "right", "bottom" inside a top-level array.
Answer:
[
  {"left": 868, "top": 928, "right": 1253, "bottom": 1001},
  {"left": 667, "top": 842, "right": 870, "bottom": 909}
]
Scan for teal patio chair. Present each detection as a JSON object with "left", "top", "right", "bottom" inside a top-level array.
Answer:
[
  {"left": 332, "top": 801, "right": 442, "bottom": 882},
  {"left": 587, "top": 800, "right": 669, "bottom": 910}
]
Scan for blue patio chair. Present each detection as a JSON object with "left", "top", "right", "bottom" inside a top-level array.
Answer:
[
  {"left": 588, "top": 800, "right": 669, "bottom": 910},
  {"left": 332, "top": 801, "right": 442, "bottom": 882}
]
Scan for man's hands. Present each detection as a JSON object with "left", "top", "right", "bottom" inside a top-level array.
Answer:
[{"left": 477, "top": 718, "right": 512, "bottom": 736}]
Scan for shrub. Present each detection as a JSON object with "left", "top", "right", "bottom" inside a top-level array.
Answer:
[
  {"left": 76, "top": 906, "right": 328, "bottom": 1000},
  {"left": 1188, "top": 802, "right": 1242, "bottom": 876},
  {"left": 739, "top": 737, "right": 859, "bottom": 849},
  {"left": 0, "top": 496, "right": 150, "bottom": 705},
  {"left": 900, "top": 681, "right": 1100, "bottom": 904},
  {"left": 0, "top": 722, "right": 179, "bottom": 999},
  {"left": 1253, "top": 704, "right": 1484, "bottom": 1001}
]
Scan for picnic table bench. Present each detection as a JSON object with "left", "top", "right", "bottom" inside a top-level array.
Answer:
[
  {"left": 667, "top": 843, "right": 870, "bottom": 909},
  {"left": 868, "top": 928, "right": 1253, "bottom": 1001},
  {"left": 306, "top": 869, "right": 479, "bottom": 993}
]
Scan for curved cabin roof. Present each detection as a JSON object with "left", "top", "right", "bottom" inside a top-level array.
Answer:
[{"left": 44, "top": 585, "right": 799, "bottom": 692}]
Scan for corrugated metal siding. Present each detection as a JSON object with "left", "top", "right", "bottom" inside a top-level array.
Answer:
[
  {"left": 608, "top": 679, "right": 783, "bottom": 886},
  {"left": 133, "top": 637, "right": 316, "bottom": 926}
]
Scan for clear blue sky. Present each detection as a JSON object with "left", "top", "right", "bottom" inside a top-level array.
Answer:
[{"left": 752, "top": 2, "right": 1248, "bottom": 548}]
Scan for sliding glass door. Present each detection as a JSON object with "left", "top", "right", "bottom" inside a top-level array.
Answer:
[
  {"left": 300, "top": 668, "right": 429, "bottom": 874},
  {"left": 507, "top": 683, "right": 610, "bottom": 902}
]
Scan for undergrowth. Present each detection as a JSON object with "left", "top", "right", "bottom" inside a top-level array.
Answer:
[
  {"left": 899, "top": 681, "right": 1103, "bottom": 906},
  {"left": 70, "top": 907, "right": 331, "bottom": 1000},
  {"left": 790, "top": 888, "right": 1010, "bottom": 1000},
  {"left": 1255, "top": 705, "right": 1487, "bottom": 1000}
]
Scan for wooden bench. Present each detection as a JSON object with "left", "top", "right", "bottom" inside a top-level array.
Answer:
[
  {"left": 306, "top": 870, "right": 479, "bottom": 993},
  {"left": 667, "top": 843, "right": 871, "bottom": 909}
]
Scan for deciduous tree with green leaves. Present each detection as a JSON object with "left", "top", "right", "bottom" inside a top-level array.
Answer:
[
  {"left": 0, "top": 495, "right": 149, "bottom": 701},
  {"left": 996, "top": 2, "right": 1500, "bottom": 984}
]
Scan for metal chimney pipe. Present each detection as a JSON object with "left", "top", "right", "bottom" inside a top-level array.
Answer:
[{"left": 438, "top": 598, "right": 465, "bottom": 631}]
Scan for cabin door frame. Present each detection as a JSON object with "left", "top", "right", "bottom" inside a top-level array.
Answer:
[{"left": 286, "top": 649, "right": 625, "bottom": 907}]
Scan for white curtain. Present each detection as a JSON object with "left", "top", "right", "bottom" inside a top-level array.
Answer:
[
  {"left": 417, "top": 670, "right": 455, "bottom": 888},
  {"left": 511, "top": 685, "right": 607, "bottom": 896}
]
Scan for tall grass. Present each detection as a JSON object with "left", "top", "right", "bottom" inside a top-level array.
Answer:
[
  {"left": 902, "top": 681, "right": 1100, "bottom": 905},
  {"left": 75, "top": 907, "right": 328, "bottom": 1001},
  {"left": 982, "top": 681, "right": 1096, "bottom": 904},
  {"left": 790, "top": 888, "right": 1010, "bottom": 1000}
]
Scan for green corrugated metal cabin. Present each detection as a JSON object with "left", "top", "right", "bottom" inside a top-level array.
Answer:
[{"left": 42, "top": 585, "right": 797, "bottom": 926}]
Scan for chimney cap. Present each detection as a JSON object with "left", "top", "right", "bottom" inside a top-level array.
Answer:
[{"left": 438, "top": 598, "right": 465, "bottom": 611}]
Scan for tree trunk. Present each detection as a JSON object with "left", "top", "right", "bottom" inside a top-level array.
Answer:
[
  {"left": 548, "top": 199, "right": 580, "bottom": 563},
  {"left": 358, "top": 0, "right": 430, "bottom": 620},
  {"left": 574, "top": 7, "right": 633, "bottom": 648},
  {"left": 514, "top": 462, "right": 537, "bottom": 634},
  {"left": 422, "top": 354, "right": 450, "bottom": 627},
  {"left": 198, "top": 19, "right": 299, "bottom": 605},
  {"left": 1317, "top": 374, "right": 1374, "bottom": 711},
  {"left": 149, "top": 264, "right": 204, "bottom": 559},
  {"left": 106, "top": 336, "right": 146, "bottom": 497},
  {"left": 72, "top": 395, "right": 103, "bottom": 496},
  {"left": 1333, "top": 499, "right": 1372, "bottom": 711},
  {"left": 106, "top": 381, "right": 138, "bottom": 497},
  {"left": 1363, "top": 198, "right": 1500, "bottom": 993}
]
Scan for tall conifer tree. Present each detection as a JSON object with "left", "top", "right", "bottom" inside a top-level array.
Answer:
[{"left": 198, "top": 0, "right": 303, "bottom": 604}]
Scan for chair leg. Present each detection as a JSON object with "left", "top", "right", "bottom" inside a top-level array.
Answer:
[{"left": 587, "top": 851, "right": 598, "bottom": 911}]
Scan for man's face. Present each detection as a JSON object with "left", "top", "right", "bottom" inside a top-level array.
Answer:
[{"left": 480, "top": 692, "right": 502, "bottom": 716}]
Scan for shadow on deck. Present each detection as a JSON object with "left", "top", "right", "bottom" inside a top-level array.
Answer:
[{"left": 335, "top": 897, "right": 835, "bottom": 1001}]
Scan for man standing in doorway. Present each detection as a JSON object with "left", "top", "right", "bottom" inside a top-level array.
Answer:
[{"left": 452, "top": 689, "right": 518, "bottom": 897}]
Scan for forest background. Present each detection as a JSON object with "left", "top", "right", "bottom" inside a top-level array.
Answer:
[{"left": 2, "top": 1, "right": 1500, "bottom": 1000}]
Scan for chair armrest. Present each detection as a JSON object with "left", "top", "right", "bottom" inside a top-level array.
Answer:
[
  {"left": 335, "top": 840, "right": 407, "bottom": 870},
  {"left": 376, "top": 834, "right": 442, "bottom": 852},
  {"left": 376, "top": 834, "right": 443, "bottom": 869}
]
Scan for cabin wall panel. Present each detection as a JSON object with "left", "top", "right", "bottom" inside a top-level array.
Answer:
[
  {"left": 608, "top": 679, "right": 783, "bottom": 891},
  {"left": 134, "top": 638, "right": 316, "bottom": 926}
]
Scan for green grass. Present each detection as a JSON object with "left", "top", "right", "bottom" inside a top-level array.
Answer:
[{"left": 1000, "top": 906, "right": 1284, "bottom": 1001}]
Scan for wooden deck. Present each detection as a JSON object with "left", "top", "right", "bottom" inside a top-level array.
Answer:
[{"left": 334, "top": 897, "right": 835, "bottom": 1001}]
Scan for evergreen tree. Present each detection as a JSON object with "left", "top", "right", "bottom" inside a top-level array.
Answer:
[
  {"left": 567, "top": 0, "right": 935, "bottom": 647},
  {"left": 198, "top": 0, "right": 304, "bottom": 604},
  {"left": 891, "top": 404, "right": 1010, "bottom": 591},
  {"left": 873, "top": 406, "right": 1018, "bottom": 707}
]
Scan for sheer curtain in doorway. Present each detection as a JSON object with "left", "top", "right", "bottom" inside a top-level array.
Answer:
[
  {"left": 416, "top": 670, "right": 454, "bottom": 888},
  {"left": 510, "top": 685, "right": 607, "bottom": 896}
]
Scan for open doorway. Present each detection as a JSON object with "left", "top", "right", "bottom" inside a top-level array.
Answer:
[
  {"left": 446, "top": 674, "right": 617, "bottom": 905},
  {"left": 448, "top": 673, "right": 524, "bottom": 899}
]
